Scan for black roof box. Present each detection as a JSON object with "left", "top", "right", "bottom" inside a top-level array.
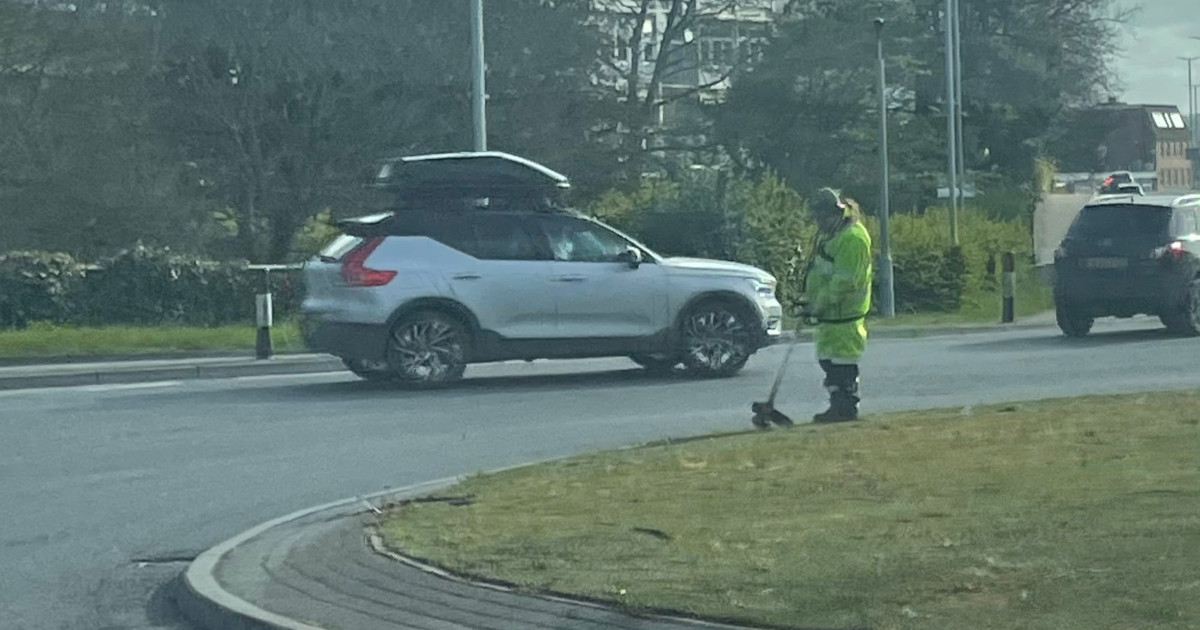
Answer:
[{"left": 371, "top": 151, "right": 570, "bottom": 198}]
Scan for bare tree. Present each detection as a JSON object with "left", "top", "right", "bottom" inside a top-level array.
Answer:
[{"left": 589, "top": 0, "right": 775, "bottom": 176}]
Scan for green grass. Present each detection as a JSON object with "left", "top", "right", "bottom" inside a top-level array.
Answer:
[
  {"left": 0, "top": 320, "right": 305, "bottom": 359},
  {"left": 380, "top": 392, "right": 1200, "bottom": 630}
]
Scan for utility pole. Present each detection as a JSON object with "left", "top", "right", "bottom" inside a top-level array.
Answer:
[
  {"left": 1191, "top": 37, "right": 1200, "bottom": 145},
  {"left": 945, "top": 0, "right": 959, "bottom": 245},
  {"left": 875, "top": 18, "right": 895, "bottom": 318},
  {"left": 1182, "top": 55, "right": 1198, "bottom": 147},
  {"left": 470, "top": 0, "right": 487, "bottom": 151},
  {"left": 953, "top": 0, "right": 966, "bottom": 209}
]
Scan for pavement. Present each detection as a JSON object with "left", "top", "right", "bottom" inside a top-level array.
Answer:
[
  {"left": 0, "top": 314, "right": 1056, "bottom": 391},
  {"left": 8, "top": 313, "right": 1190, "bottom": 630},
  {"left": 178, "top": 477, "right": 772, "bottom": 630}
]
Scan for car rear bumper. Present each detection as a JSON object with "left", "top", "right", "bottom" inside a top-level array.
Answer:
[
  {"left": 1055, "top": 266, "right": 1187, "bottom": 316},
  {"left": 302, "top": 317, "right": 389, "bottom": 361}
]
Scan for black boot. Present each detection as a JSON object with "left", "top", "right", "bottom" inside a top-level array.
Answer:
[
  {"left": 813, "top": 362, "right": 860, "bottom": 424},
  {"left": 813, "top": 390, "right": 859, "bottom": 423}
]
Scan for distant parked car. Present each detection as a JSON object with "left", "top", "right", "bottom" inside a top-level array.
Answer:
[
  {"left": 301, "top": 152, "right": 783, "bottom": 387},
  {"left": 1097, "top": 171, "right": 1137, "bottom": 195},
  {"left": 1054, "top": 193, "right": 1200, "bottom": 337}
]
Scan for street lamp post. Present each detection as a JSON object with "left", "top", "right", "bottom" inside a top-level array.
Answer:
[
  {"left": 875, "top": 18, "right": 895, "bottom": 318},
  {"left": 953, "top": 0, "right": 965, "bottom": 210},
  {"left": 470, "top": 0, "right": 487, "bottom": 152},
  {"left": 1181, "top": 56, "right": 1198, "bottom": 148},
  {"left": 944, "top": 0, "right": 960, "bottom": 245}
]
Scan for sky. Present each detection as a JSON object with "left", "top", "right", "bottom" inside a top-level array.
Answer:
[{"left": 1113, "top": 0, "right": 1200, "bottom": 110}]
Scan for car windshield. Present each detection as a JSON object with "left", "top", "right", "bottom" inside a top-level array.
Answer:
[{"left": 1067, "top": 205, "right": 1171, "bottom": 239}]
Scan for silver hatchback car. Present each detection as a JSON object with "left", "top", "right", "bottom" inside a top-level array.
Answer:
[{"left": 302, "top": 152, "right": 783, "bottom": 387}]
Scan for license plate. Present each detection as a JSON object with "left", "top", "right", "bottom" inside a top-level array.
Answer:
[{"left": 1084, "top": 257, "right": 1128, "bottom": 269}]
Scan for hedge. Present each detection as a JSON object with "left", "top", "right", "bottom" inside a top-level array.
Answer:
[
  {"left": 0, "top": 251, "right": 86, "bottom": 329},
  {"left": 0, "top": 245, "right": 302, "bottom": 330},
  {"left": 2, "top": 181, "right": 1034, "bottom": 329},
  {"left": 593, "top": 175, "right": 1034, "bottom": 315}
]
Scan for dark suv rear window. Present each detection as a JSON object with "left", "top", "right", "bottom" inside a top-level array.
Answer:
[{"left": 1067, "top": 205, "right": 1171, "bottom": 239}]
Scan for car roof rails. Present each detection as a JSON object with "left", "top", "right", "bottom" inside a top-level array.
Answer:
[{"left": 369, "top": 151, "right": 571, "bottom": 200}]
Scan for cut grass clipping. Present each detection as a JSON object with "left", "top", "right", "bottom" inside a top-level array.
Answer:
[{"left": 381, "top": 392, "right": 1200, "bottom": 630}]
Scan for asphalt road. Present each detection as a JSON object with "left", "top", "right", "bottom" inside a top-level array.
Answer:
[{"left": 3, "top": 316, "right": 1199, "bottom": 630}]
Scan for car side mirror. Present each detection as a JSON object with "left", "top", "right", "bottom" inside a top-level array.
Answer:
[{"left": 617, "top": 247, "right": 643, "bottom": 269}]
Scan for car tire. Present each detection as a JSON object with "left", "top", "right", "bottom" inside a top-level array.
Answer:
[
  {"left": 342, "top": 358, "right": 395, "bottom": 382},
  {"left": 630, "top": 354, "right": 679, "bottom": 375},
  {"left": 1161, "top": 279, "right": 1200, "bottom": 337},
  {"left": 1056, "top": 304, "right": 1093, "bottom": 338},
  {"left": 679, "top": 300, "right": 755, "bottom": 378},
  {"left": 386, "top": 311, "right": 470, "bottom": 389}
]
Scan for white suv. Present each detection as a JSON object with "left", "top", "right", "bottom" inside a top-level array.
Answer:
[{"left": 302, "top": 152, "right": 783, "bottom": 387}]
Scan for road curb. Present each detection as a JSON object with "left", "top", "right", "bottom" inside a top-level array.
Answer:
[
  {"left": 781, "top": 319, "right": 1054, "bottom": 342},
  {"left": 176, "top": 477, "right": 463, "bottom": 630},
  {"left": 0, "top": 356, "right": 342, "bottom": 391},
  {"left": 176, "top": 450, "right": 781, "bottom": 630}
]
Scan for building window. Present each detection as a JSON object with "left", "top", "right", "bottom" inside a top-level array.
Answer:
[
  {"left": 614, "top": 30, "right": 629, "bottom": 61},
  {"left": 702, "top": 38, "right": 735, "bottom": 66}
]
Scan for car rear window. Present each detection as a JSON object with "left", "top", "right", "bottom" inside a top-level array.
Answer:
[{"left": 1067, "top": 205, "right": 1171, "bottom": 239}]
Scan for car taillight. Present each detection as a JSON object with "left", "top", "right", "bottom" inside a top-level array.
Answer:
[
  {"left": 1154, "top": 241, "right": 1186, "bottom": 261},
  {"left": 341, "top": 237, "right": 397, "bottom": 287}
]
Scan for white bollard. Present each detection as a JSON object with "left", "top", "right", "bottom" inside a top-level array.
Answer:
[{"left": 255, "top": 293, "right": 273, "bottom": 360}]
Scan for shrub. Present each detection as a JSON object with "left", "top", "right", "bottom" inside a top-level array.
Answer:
[
  {"left": 865, "top": 206, "right": 1033, "bottom": 313},
  {"left": 587, "top": 171, "right": 812, "bottom": 308},
  {"left": 77, "top": 244, "right": 303, "bottom": 327},
  {"left": 0, "top": 244, "right": 305, "bottom": 330},
  {"left": 0, "top": 251, "right": 86, "bottom": 329}
]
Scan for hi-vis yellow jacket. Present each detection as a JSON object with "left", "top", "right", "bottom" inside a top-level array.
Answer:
[{"left": 804, "top": 220, "right": 873, "bottom": 363}]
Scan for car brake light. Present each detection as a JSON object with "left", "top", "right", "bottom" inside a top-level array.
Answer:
[
  {"left": 341, "top": 237, "right": 397, "bottom": 287},
  {"left": 1154, "top": 241, "right": 1186, "bottom": 261}
]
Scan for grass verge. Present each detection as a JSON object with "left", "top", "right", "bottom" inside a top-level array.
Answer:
[
  {"left": 380, "top": 392, "right": 1200, "bottom": 630},
  {"left": 0, "top": 320, "right": 305, "bottom": 359}
]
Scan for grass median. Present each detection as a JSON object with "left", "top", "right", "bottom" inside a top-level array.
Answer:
[
  {"left": 380, "top": 392, "right": 1200, "bottom": 630},
  {"left": 0, "top": 321, "right": 305, "bottom": 359}
]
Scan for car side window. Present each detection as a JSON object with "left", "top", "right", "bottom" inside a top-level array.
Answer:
[
  {"left": 417, "top": 212, "right": 546, "bottom": 261},
  {"left": 538, "top": 216, "right": 633, "bottom": 263},
  {"left": 1173, "top": 209, "right": 1198, "bottom": 238},
  {"left": 469, "top": 214, "right": 545, "bottom": 261}
]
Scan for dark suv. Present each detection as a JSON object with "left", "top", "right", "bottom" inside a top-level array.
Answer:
[{"left": 1054, "top": 194, "right": 1200, "bottom": 337}]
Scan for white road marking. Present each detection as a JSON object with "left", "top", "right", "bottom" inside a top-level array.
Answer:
[
  {"left": 231, "top": 372, "right": 346, "bottom": 383},
  {"left": 81, "top": 381, "right": 184, "bottom": 392}
]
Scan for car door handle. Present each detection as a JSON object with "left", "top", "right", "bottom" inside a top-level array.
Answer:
[
  {"left": 553, "top": 275, "right": 587, "bottom": 283},
  {"left": 452, "top": 273, "right": 482, "bottom": 281}
]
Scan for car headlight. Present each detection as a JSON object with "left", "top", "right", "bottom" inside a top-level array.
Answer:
[{"left": 746, "top": 277, "right": 776, "bottom": 299}]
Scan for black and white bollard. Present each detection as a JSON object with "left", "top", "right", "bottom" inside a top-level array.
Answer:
[
  {"left": 1002, "top": 251, "right": 1016, "bottom": 324},
  {"left": 255, "top": 292, "right": 273, "bottom": 360}
]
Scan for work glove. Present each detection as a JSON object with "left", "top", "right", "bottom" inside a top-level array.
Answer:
[{"left": 792, "top": 298, "right": 819, "bottom": 327}]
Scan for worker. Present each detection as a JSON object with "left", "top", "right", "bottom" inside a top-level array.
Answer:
[{"left": 799, "top": 188, "right": 873, "bottom": 423}]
